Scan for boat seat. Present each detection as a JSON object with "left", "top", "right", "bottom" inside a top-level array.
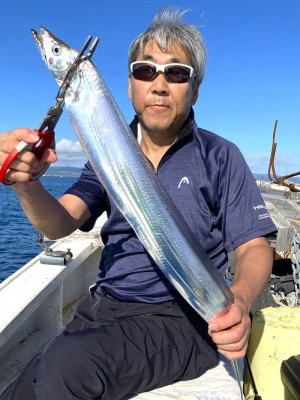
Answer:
[{"left": 123, "top": 355, "right": 243, "bottom": 400}]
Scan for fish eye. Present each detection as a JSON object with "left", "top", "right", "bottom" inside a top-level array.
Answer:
[{"left": 52, "top": 44, "right": 62, "bottom": 56}]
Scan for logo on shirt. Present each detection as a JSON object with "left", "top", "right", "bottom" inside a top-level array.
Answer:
[
  {"left": 253, "top": 204, "right": 267, "bottom": 210},
  {"left": 178, "top": 177, "right": 189, "bottom": 188},
  {"left": 253, "top": 203, "right": 270, "bottom": 220}
]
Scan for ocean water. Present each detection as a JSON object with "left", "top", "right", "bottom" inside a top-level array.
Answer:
[{"left": 0, "top": 176, "right": 77, "bottom": 283}]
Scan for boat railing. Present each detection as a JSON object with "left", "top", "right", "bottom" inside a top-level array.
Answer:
[{"left": 0, "top": 217, "right": 105, "bottom": 393}]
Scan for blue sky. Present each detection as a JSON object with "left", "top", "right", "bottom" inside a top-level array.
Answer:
[{"left": 1, "top": 0, "right": 299, "bottom": 175}]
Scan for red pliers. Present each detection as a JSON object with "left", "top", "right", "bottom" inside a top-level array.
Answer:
[{"left": 0, "top": 34, "right": 99, "bottom": 186}]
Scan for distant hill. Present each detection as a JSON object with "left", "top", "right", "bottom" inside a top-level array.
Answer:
[
  {"left": 44, "top": 166, "right": 82, "bottom": 177},
  {"left": 44, "top": 167, "right": 300, "bottom": 184}
]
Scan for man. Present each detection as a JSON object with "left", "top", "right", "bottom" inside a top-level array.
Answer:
[{"left": 0, "top": 7, "right": 276, "bottom": 400}]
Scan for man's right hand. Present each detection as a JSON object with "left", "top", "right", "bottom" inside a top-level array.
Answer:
[
  {"left": 0, "top": 128, "right": 91, "bottom": 239},
  {"left": 0, "top": 128, "right": 57, "bottom": 185}
]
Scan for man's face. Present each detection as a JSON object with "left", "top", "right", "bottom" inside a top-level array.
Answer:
[{"left": 128, "top": 40, "right": 199, "bottom": 136}]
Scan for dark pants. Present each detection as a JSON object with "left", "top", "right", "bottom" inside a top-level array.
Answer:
[{"left": 0, "top": 292, "right": 218, "bottom": 400}]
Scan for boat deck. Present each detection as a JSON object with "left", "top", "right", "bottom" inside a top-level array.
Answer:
[
  {"left": 0, "top": 182, "right": 299, "bottom": 399},
  {"left": 259, "top": 185, "right": 300, "bottom": 233}
]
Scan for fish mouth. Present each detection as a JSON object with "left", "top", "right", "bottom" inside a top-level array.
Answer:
[
  {"left": 31, "top": 27, "right": 48, "bottom": 63},
  {"left": 31, "top": 26, "right": 50, "bottom": 40},
  {"left": 31, "top": 28, "right": 42, "bottom": 48},
  {"left": 31, "top": 27, "right": 47, "bottom": 45}
]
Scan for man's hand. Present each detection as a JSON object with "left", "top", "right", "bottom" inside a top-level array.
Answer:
[
  {"left": 208, "top": 290, "right": 251, "bottom": 360},
  {"left": 208, "top": 237, "right": 273, "bottom": 360},
  {"left": 0, "top": 128, "right": 90, "bottom": 240},
  {"left": 0, "top": 128, "right": 57, "bottom": 185}
]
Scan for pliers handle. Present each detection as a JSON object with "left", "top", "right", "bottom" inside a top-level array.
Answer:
[
  {"left": 0, "top": 103, "right": 62, "bottom": 185},
  {"left": 0, "top": 130, "right": 56, "bottom": 185}
]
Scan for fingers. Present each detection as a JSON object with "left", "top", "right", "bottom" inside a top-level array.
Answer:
[
  {"left": 209, "top": 303, "right": 244, "bottom": 331},
  {"left": 39, "top": 148, "right": 58, "bottom": 166},
  {"left": 0, "top": 129, "right": 39, "bottom": 165},
  {"left": 5, "top": 152, "right": 40, "bottom": 172},
  {"left": 0, "top": 129, "right": 39, "bottom": 153},
  {"left": 31, "top": 149, "right": 58, "bottom": 174},
  {"left": 218, "top": 346, "right": 248, "bottom": 361},
  {"left": 211, "top": 322, "right": 250, "bottom": 360},
  {"left": 0, "top": 129, "right": 57, "bottom": 183},
  {"left": 5, "top": 169, "right": 35, "bottom": 184},
  {"left": 208, "top": 302, "right": 252, "bottom": 360}
]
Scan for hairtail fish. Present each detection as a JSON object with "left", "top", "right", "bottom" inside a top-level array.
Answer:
[{"left": 31, "top": 27, "right": 234, "bottom": 323}]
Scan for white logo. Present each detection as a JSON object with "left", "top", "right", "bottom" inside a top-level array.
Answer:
[
  {"left": 178, "top": 177, "right": 189, "bottom": 188},
  {"left": 253, "top": 204, "right": 267, "bottom": 210}
]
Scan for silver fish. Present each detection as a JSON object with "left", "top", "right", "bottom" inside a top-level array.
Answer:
[{"left": 32, "top": 27, "right": 233, "bottom": 322}]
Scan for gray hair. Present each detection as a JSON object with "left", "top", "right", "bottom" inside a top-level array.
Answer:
[{"left": 128, "top": 7, "right": 206, "bottom": 86}]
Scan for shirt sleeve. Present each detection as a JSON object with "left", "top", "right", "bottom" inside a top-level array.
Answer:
[
  {"left": 217, "top": 142, "right": 277, "bottom": 252},
  {"left": 64, "top": 161, "right": 107, "bottom": 231}
]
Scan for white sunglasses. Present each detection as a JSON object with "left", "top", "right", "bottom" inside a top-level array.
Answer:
[{"left": 130, "top": 61, "right": 196, "bottom": 83}]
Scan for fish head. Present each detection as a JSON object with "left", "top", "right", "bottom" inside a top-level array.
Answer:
[{"left": 31, "top": 27, "right": 78, "bottom": 85}]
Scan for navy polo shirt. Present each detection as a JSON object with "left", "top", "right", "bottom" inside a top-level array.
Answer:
[{"left": 65, "top": 113, "right": 277, "bottom": 303}]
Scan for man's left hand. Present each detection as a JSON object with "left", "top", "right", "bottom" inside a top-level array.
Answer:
[{"left": 208, "top": 290, "right": 251, "bottom": 360}]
